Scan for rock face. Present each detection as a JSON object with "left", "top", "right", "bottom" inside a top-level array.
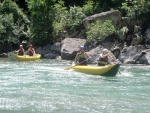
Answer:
[
  {"left": 44, "top": 53, "right": 59, "bottom": 59},
  {"left": 83, "top": 10, "right": 122, "bottom": 29},
  {"left": 34, "top": 10, "right": 150, "bottom": 64},
  {"left": 36, "top": 44, "right": 51, "bottom": 55},
  {"left": 135, "top": 49, "right": 150, "bottom": 65},
  {"left": 119, "top": 45, "right": 146, "bottom": 64},
  {"left": 61, "top": 37, "right": 86, "bottom": 60},
  {"left": 144, "top": 29, "right": 150, "bottom": 46},
  {"left": 87, "top": 46, "right": 120, "bottom": 64},
  {"left": 35, "top": 43, "right": 60, "bottom": 59},
  {"left": 131, "top": 34, "right": 142, "bottom": 46},
  {"left": 51, "top": 42, "right": 61, "bottom": 54}
]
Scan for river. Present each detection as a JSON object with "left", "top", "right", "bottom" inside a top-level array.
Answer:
[{"left": 0, "top": 58, "right": 150, "bottom": 113}]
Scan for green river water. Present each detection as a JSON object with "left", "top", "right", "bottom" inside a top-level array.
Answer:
[{"left": 0, "top": 58, "right": 150, "bottom": 113}]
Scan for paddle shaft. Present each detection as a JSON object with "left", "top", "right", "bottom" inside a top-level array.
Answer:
[
  {"left": 65, "top": 58, "right": 89, "bottom": 70},
  {"left": 73, "top": 58, "right": 90, "bottom": 67}
]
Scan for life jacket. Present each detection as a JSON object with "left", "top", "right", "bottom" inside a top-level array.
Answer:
[
  {"left": 77, "top": 52, "right": 87, "bottom": 65},
  {"left": 18, "top": 48, "right": 24, "bottom": 56},
  {"left": 98, "top": 55, "right": 108, "bottom": 66}
]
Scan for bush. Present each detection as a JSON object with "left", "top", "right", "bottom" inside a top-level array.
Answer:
[
  {"left": 122, "top": 0, "right": 150, "bottom": 23},
  {"left": 52, "top": 0, "right": 68, "bottom": 36},
  {"left": 66, "top": 6, "right": 86, "bottom": 30},
  {"left": 0, "top": 0, "right": 30, "bottom": 52},
  {"left": 86, "top": 20, "right": 116, "bottom": 42},
  {"left": 27, "top": 0, "right": 55, "bottom": 46},
  {"left": 52, "top": 0, "right": 98, "bottom": 39}
]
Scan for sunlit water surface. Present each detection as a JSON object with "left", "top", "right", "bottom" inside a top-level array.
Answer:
[{"left": 0, "top": 58, "right": 150, "bottom": 113}]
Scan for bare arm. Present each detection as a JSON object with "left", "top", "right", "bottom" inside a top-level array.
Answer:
[
  {"left": 23, "top": 49, "right": 25, "bottom": 55},
  {"left": 107, "top": 55, "right": 113, "bottom": 65},
  {"left": 75, "top": 53, "right": 79, "bottom": 64},
  {"left": 15, "top": 50, "right": 19, "bottom": 54},
  {"left": 100, "top": 53, "right": 113, "bottom": 65},
  {"left": 101, "top": 53, "right": 109, "bottom": 58},
  {"left": 32, "top": 48, "right": 35, "bottom": 55}
]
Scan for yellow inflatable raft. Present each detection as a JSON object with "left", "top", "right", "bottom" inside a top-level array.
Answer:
[
  {"left": 8, "top": 52, "right": 41, "bottom": 61},
  {"left": 71, "top": 62, "right": 120, "bottom": 76}
]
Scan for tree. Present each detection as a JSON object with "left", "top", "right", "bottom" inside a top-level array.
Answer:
[
  {"left": 0, "top": 0, "right": 30, "bottom": 52},
  {"left": 122, "top": 0, "right": 150, "bottom": 26},
  {"left": 26, "top": 0, "right": 55, "bottom": 46}
]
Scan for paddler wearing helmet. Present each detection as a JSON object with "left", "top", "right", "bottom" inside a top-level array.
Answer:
[
  {"left": 75, "top": 46, "right": 90, "bottom": 65},
  {"left": 15, "top": 44, "right": 25, "bottom": 56},
  {"left": 98, "top": 48, "right": 113, "bottom": 66}
]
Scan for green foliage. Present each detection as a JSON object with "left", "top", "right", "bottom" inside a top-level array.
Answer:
[
  {"left": 86, "top": 20, "right": 116, "bottom": 42},
  {"left": 52, "top": 0, "right": 97, "bottom": 37},
  {"left": 0, "top": 0, "right": 30, "bottom": 52},
  {"left": 26, "top": 0, "right": 55, "bottom": 46},
  {"left": 82, "top": 1, "right": 95, "bottom": 16},
  {"left": 66, "top": 0, "right": 100, "bottom": 30},
  {"left": 67, "top": 6, "right": 86, "bottom": 29},
  {"left": 52, "top": 0, "right": 68, "bottom": 36},
  {"left": 121, "top": 0, "right": 150, "bottom": 22}
]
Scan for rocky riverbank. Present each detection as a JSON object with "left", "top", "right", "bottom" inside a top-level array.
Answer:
[
  {"left": 1, "top": 10, "right": 150, "bottom": 65},
  {"left": 35, "top": 10, "right": 150, "bottom": 65},
  {"left": 34, "top": 37, "right": 150, "bottom": 65}
]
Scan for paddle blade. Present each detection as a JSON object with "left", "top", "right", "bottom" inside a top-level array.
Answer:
[{"left": 64, "top": 67, "right": 71, "bottom": 70}]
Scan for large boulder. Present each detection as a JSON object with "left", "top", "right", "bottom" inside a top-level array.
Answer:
[
  {"left": 44, "top": 53, "right": 59, "bottom": 59},
  {"left": 87, "top": 46, "right": 120, "bottom": 64},
  {"left": 83, "top": 10, "right": 122, "bottom": 29},
  {"left": 144, "top": 29, "right": 150, "bottom": 46},
  {"left": 51, "top": 42, "right": 61, "bottom": 53},
  {"left": 145, "top": 29, "right": 150, "bottom": 39},
  {"left": 119, "top": 45, "right": 146, "bottom": 64},
  {"left": 134, "top": 49, "right": 150, "bottom": 65},
  {"left": 61, "top": 38, "right": 86, "bottom": 60},
  {"left": 36, "top": 44, "right": 61, "bottom": 59},
  {"left": 36, "top": 44, "right": 51, "bottom": 54},
  {"left": 131, "top": 34, "right": 142, "bottom": 46}
]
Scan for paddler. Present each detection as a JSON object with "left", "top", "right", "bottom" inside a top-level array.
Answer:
[
  {"left": 27, "top": 44, "right": 35, "bottom": 56},
  {"left": 75, "top": 46, "right": 91, "bottom": 65},
  {"left": 98, "top": 49, "right": 113, "bottom": 66},
  {"left": 15, "top": 45, "right": 25, "bottom": 56}
]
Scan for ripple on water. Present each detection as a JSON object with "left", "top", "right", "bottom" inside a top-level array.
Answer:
[{"left": 0, "top": 60, "right": 150, "bottom": 113}]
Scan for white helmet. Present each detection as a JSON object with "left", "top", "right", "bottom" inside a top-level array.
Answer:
[{"left": 103, "top": 49, "right": 108, "bottom": 52}]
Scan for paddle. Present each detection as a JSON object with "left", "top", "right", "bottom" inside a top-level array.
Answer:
[{"left": 64, "top": 59, "right": 89, "bottom": 70}]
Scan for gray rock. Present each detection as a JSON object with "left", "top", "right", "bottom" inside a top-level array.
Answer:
[
  {"left": 51, "top": 42, "right": 61, "bottom": 53},
  {"left": 135, "top": 49, "right": 150, "bottom": 65},
  {"left": 83, "top": 10, "right": 122, "bottom": 30},
  {"left": 119, "top": 45, "right": 146, "bottom": 64},
  {"left": 131, "top": 34, "right": 142, "bottom": 46},
  {"left": 36, "top": 44, "right": 52, "bottom": 54},
  {"left": 44, "top": 53, "right": 59, "bottom": 59},
  {"left": 87, "top": 46, "right": 120, "bottom": 64},
  {"left": 61, "top": 37, "right": 86, "bottom": 60}
]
